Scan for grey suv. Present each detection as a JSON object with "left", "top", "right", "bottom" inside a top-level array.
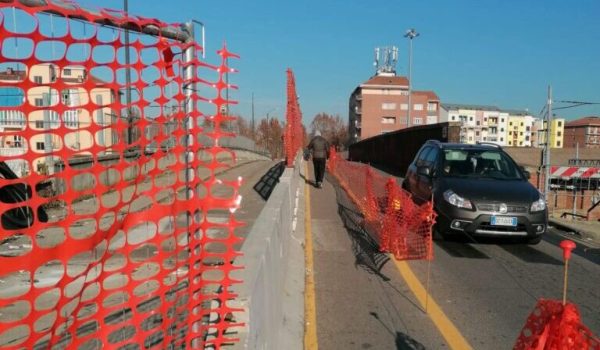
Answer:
[{"left": 403, "top": 140, "right": 547, "bottom": 244}]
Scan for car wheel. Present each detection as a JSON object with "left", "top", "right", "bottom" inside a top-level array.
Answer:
[
  {"left": 401, "top": 180, "right": 410, "bottom": 193},
  {"left": 432, "top": 225, "right": 445, "bottom": 241},
  {"left": 525, "top": 236, "right": 542, "bottom": 245}
]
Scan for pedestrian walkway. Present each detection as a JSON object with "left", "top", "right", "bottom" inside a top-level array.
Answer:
[{"left": 303, "top": 161, "right": 452, "bottom": 350}]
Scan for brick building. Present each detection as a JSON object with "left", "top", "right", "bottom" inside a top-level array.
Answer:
[
  {"left": 348, "top": 73, "right": 440, "bottom": 143},
  {"left": 564, "top": 116, "right": 600, "bottom": 148}
]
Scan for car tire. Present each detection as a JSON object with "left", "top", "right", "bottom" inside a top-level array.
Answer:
[{"left": 525, "top": 236, "right": 542, "bottom": 245}]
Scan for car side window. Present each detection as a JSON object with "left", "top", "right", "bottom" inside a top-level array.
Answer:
[
  {"left": 424, "top": 147, "right": 439, "bottom": 168},
  {"left": 416, "top": 147, "right": 431, "bottom": 167}
]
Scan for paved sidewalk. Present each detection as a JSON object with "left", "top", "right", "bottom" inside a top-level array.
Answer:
[
  {"left": 549, "top": 216, "right": 600, "bottom": 246},
  {"left": 305, "top": 163, "right": 446, "bottom": 349}
]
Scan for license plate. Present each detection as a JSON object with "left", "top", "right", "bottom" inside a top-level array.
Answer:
[{"left": 490, "top": 216, "right": 517, "bottom": 226}]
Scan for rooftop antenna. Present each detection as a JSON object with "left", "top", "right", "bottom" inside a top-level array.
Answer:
[{"left": 374, "top": 46, "right": 398, "bottom": 76}]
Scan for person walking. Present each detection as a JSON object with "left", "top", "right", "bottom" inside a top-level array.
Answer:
[{"left": 307, "top": 130, "right": 329, "bottom": 188}]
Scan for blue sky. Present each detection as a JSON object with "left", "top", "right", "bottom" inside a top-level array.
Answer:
[{"left": 38, "top": 0, "right": 600, "bottom": 123}]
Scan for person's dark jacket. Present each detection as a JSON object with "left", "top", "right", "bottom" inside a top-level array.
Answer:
[{"left": 308, "top": 136, "right": 330, "bottom": 159}]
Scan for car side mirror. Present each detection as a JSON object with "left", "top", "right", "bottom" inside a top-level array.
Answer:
[
  {"left": 417, "top": 165, "right": 432, "bottom": 177},
  {"left": 520, "top": 166, "right": 531, "bottom": 180}
]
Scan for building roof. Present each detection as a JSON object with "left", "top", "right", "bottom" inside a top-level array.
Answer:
[
  {"left": 414, "top": 90, "right": 439, "bottom": 101},
  {"left": 565, "top": 116, "right": 600, "bottom": 127},
  {"left": 361, "top": 75, "right": 409, "bottom": 87},
  {"left": 502, "top": 109, "right": 531, "bottom": 116},
  {"left": 0, "top": 69, "right": 26, "bottom": 81},
  {"left": 441, "top": 103, "right": 500, "bottom": 112}
]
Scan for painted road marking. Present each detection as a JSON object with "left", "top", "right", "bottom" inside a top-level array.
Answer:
[
  {"left": 304, "top": 161, "right": 318, "bottom": 350},
  {"left": 393, "top": 260, "right": 473, "bottom": 350}
]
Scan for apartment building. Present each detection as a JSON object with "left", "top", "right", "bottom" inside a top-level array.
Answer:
[
  {"left": 0, "top": 63, "right": 116, "bottom": 175},
  {"left": 348, "top": 73, "right": 440, "bottom": 143},
  {"left": 440, "top": 104, "right": 510, "bottom": 145},
  {"left": 506, "top": 110, "right": 535, "bottom": 147},
  {"left": 564, "top": 116, "right": 600, "bottom": 148},
  {"left": 532, "top": 118, "right": 565, "bottom": 148}
]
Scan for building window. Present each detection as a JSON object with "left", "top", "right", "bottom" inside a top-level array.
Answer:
[
  {"left": 520, "top": 141, "right": 523, "bottom": 146},
  {"left": 34, "top": 98, "right": 44, "bottom": 107},
  {"left": 520, "top": 132, "right": 523, "bottom": 136},
  {"left": 414, "top": 118, "right": 423, "bottom": 125},
  {"left": 382, "top": 102, "right": 396, "bottom": 110},
  {"left": 508, "top": 141, "right": 512, "bottom": 145},
  {"left": 35, "top": 120, "right": 44, "bottom": 128},
  {"left": 469, "top": 117, "right": 473, "bottom": 121},
  {"left": 381, "top": 116, "right": 396, "bottom": 124},
  {"left": 526, "top": 136, "right": 530, "bottom": 141},
  {"left": 509, "top": 131, "right": 513, "bottom": 136},
  {"left": 509, "top": 122, "right": 513, "bottom": 126},
  {"left": 36, "top": 142, "right": 45, "bottom": 150},
  {"left": 399, "top": 117, "right": 408, "bottom": 125},
  {"left": 558, "top": 121, "right": 562, "bottom": 127},
  {"left": 500, "top": 137, "right": 504, "bottom": 142},
  {"left": 476, "top": 121, "right": 480, "bottom": 126},
  {"left": 34, "top": 76, "right": 43, "bottom": 84},
  {"left": 501, "top": 128, "right": 504, "bottom": 132},
  {"left": 476, "top": 131, "right": 480, "bottom": 136},
  {"left": 526, "top": 126, "right": 531, "bottom": 131},
  {"left": 12, "top": 135, "right": 22, "bottom": 147},
  {"left": 63, "top": 69, "right": 71, "bottom": 76},
  {"left": 427, "top": 103, "right": 437, "bottom": 111},
  {"left": 557, "top": 141, "right": 561, "bottom": 147},
  {"left": 520, "top": 122, "right": 524, "bottom": 126},
  {"left": 400, "top": 104, "right": 408, "bottom": 111},
  {"left": 414, "top": 104, "right": 423, "bottom": 111},
  {"left": 450, "top": 116, "right": 455, "bottom": 121},
  {"left": 468, "top": 136, "right": 473, "bottom": 141},
  {"left": 557, "top": 131, "right": 562, "bottom": 136},
  {"left": 501, "top": 118, "right": 505, "bottom": 122}
]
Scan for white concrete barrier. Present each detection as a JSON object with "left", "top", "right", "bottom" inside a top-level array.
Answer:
[{"left": 232, "top": 155, "right": 305, "bottom": 349}]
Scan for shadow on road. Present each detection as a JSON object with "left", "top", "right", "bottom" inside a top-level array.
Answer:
[
  {"left": 253, "top": 161, "right": 285, "bottom": 201},
  {"left": 327, "top": 173, "right": 391, "bottom": 281},
  {"left": 369, "top": 311, "right": 427, "bottom": 350}
]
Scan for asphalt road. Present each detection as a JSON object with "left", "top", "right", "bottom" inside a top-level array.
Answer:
[
  {"left": 310, "top": 167, "right": 600, "bottom": 350},
  {"left": 0, "top": 159, "right": 276, "bottom": 348}
]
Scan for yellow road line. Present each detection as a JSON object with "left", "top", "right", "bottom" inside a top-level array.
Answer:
[
  {"left": 304, "top": 161, "right": 318, "bottom": 350},
  {"left": 393, "top": 260, "right": 473, "bottom": 350}
]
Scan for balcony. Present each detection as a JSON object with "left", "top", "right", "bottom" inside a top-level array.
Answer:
[
  {"left": 354, "top": 107, "right": 362, "bottom": 115},
  {"left": 355, "top": 94, "right": 362, "bottom": 101}
]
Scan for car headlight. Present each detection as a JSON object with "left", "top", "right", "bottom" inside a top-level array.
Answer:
[
  {"left": 443, "top": 190, "right": 473, "bottom": 210},
  {"left": 531, "top": 198, "right": 546, "bottom": 212}
]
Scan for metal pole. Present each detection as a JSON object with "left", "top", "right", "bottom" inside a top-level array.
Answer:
[
  {"left": 124, "top": 0, "right": 133, "bottom": 145},
  {"left": 544, "top": 85, "right": 552, "bottom": 199},
  {"left": 251, "top": 92, "right": 255, "bottom": 140},
  {"left": 407, "top": 37, "right": 413, "bottom": 128},
  {"left": 183, "top": 22, "right": 195, "bottom": 198}
]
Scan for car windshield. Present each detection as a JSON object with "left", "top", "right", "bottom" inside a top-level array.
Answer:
[{"left": 441, "top": 149, "right": 523, "bottom": 180}]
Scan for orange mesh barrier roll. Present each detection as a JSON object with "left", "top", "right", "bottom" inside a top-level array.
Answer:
[
  {"left": 514, "top": 299, "right": 600, "bottom": 350},
  {"left": 328, "top": 151, "right": 434, "bottom": 260},
  {"left": 284, "top": 69, "right": 303, "bottom": 167},
  {"left": 0, "top": 1, "right": 242, "bottom": 349}
]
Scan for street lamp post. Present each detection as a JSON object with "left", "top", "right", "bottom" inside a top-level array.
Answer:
[{"left": 404, "top": 28, "right": 419, "bottom": 129}]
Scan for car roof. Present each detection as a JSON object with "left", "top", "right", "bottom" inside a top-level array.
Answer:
[{"left": 425, "top": 140, "right": 502, "bottom": 151}]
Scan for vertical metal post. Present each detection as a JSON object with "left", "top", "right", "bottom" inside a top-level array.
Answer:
[
  {"left": 407, "top": 37, "right": 413, "bottom": 128},
  {"left": 544, "top": 85, "right": 552, "bottom": 199},
  {"left": 251, "top": 92, "right": 255, "bottom": 140},
  {"left": 183, "top": 22, "right": 195, "bottom": 200},
  {"left": 124, "top": 0, "right": 133, "bottom": 144}
]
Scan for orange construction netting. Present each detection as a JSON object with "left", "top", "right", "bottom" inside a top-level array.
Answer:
[
  {"left": 0, "top": 1, "right": 242, "bottom": 349},
  {"left": 327, "top": 150, "right": 434, "bottom": 261},
  {"left": 284, "top": 69, "right": 303, "bottom": 167},
  {"left": 514, "top": 299, "right": 600, "bottom": 350}
]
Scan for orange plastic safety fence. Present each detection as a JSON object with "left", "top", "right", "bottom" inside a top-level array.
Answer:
[
  {"left": 328, "top": 151, "right": 434, "bottom": 260},
  {"left": 0, "top": 1, "right": 242, "bottom": 349},
  {"left": 284, "top": 69, "right": 303, "bottom": 167},
  {"left": 514, "top": 299, "right": 600, "bottom": 350}
]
